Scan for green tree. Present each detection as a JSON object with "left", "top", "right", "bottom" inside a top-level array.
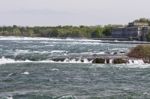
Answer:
[
  {"left": 12, "top": 26, "right": 21, "bottom": 36},
  {"left": 102, "top": 25, "right": 113, "bottom": 36},
  {"left": 91, "top": 27, "right": 103, "bottom": 38},
  {"left": 134, "top": 18, "right": 150, "bottom": 25}
]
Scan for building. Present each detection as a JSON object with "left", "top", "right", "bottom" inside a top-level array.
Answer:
[{"left": 111, "top": 22, "right": 150, "bottom": 41}]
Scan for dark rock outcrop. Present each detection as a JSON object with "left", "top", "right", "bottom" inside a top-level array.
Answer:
[
  {"left": 113, "top": 58, "right": 128, "bottom": 64},
  {"left": 92, "top": 58, "right": 105, "bottom": 64}
]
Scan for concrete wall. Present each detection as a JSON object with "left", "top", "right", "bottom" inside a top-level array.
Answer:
[{"left": 111, "top": 22, "right": 150, "bottom": 40}]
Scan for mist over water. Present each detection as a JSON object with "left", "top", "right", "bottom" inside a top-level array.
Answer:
[{"left": 0, "top": 37, "right": 150, "bottom": 99}]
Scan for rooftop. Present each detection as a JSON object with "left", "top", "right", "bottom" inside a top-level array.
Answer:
[{"left": 128, "top": 22, "right": 149, "bottom": 27}]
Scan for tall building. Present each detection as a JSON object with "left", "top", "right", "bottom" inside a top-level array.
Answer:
[{"left": 111, "top": 22, "right": 150, "bottom": 41}]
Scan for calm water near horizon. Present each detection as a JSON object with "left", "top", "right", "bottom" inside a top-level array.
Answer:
[{"left": 0, "top": 37, "right": 150, "bottom": 99}]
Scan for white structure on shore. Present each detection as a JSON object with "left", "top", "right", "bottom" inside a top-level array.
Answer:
[{"left": 111, "top": 22, "right": 150, "bottom": 41}]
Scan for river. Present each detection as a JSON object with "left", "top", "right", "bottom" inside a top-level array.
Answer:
[{"left": 0, "top": 37, "right": 150, "bottom": 99}]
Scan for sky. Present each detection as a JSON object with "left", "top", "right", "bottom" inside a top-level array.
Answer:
[{"left": 0, "top": 0, "right": 150, "bottom": 26}]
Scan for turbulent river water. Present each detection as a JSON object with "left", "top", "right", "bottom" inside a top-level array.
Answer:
[{"left": 0, "top": 37, "right": 150, "bottom": 99}]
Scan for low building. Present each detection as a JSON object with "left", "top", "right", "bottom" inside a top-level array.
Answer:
[{"left": 111, "top": 22, "right": 150, "bottom": 41}]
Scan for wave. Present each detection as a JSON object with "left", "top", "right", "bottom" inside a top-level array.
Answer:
[
  {"left": 65, "top": 41, "right": 102, "bottom": 45},
  {"left": 128, "top": 59, "right": 144, "bottom": 64},
  {"left": 0, "top": 36, "right": 100, "bottom": 42},
  {"left": 0, "top": 36, "right": 63, "bottom": 41},
  {"left": 0, "top": 57, "right": 93, "bottom": 65},
  {"left": 0, "top": 57, "right": 150, "bottom": 69},
  {"left": 50, "top": 50, "right": 68, "bottom": 53},
  {"left": 14, "top": 49, "right": 30, "bottom": 54},
  {"left": 0, "top": 57, "right": 31, "bottom": 64},
  {"left": 7, "top": 49, "right": 68, "bottom": 56}
]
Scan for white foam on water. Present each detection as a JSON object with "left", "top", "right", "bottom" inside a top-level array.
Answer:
[
  {"left": 7, "top": 73, "right": 15, "bottom": 77},
  {"left": 64, "top": 41, "right": 103, "bottom": 45},
  {"left": 0, "top": 57, "right": 31, "bottom": 65},
  {"left": 50, "top": 50, "right": 68, "bottom": 53},
  {"left": 81, "top": 51, "right": 106, "bottom": 55},
  {"left": 78, "top": 42, "right": 101, "bottom": 45},
  {"left": 104, "top": 59, "right": 107, "bottom": 64},
  {"left": 115, "top": 59, "right": 147, "bottom": 68},
  {"left": 31, "top": 50, "right": 53, "bottom": 54},
  {"left": 0, "top": 36, "right": 60, "bottom": 41},
  {"left": 96, "top": 52, "right": 106, "bottom": 55},
  {"left": 21, "top": 71, "right": 30, "bottom": 75},
  {"left": 51, "top": 68, "right": 59, "bottom": 71},
  {"left": 14, "top": 49, "right": 30, "bottom": 54},
  {"left": 45, "top": 45, "right": 54, "bottom": 47},
  {"left": 111, "top": 48, "right": 128, "bottom": 51},
  {"left": 128, "top": 59, "right": 144, "bottom": 64},
  {"left": 0, "top": 36, "right": 101, "bottom": 42},
  {"left": 0, "top": 57, "right": 92, "bottom": 65},
  {"left": 13, "top": 50, "right": 53, "bottom": 55},
  {"left": 1, "top": 57, "right": 150, "bottom": 68},
  {"left": 59, "top": 95, "right": 76, "bottom": 99},
  {"left": 6, "top": 96, "right": 13, "bottom": 99},
  {"left": 83, "top": 59, "right": 90, "bottom": 63},
  {"left": 65, "top": 38, "right": 102, "bottom": 42},
  {"left": 79, "top": 52, "right": 96, "bottom": 56},
  {"left": 39, "top": 41, "right": 50, "bottom": 44},
  {"left": 109, "top": 59, "right": 113, "bottom": 64}
]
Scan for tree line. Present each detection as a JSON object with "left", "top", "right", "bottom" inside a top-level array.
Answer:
[
  {"left": 0, "top": 25, "right": 118, "bottom": 38},
  {"left": 1, "top": 18, "right": 150, "bottom": 40}
]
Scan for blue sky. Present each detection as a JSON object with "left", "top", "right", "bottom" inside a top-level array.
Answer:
[{"left": 0, "top": 0, "right": 149, "bottom": 26}]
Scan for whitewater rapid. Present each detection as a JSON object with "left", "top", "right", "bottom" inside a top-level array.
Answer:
[
  {"left": 0, "top": 57, "right": 149, "bottom": 68},
  {"left": 0, "top": 36, "right": 146, "bottom": 68},
  {"left": 1, "top": 37, "right": 150, "bottom": 99}
]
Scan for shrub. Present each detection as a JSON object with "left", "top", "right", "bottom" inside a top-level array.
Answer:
[{"left": 127, "top": 45, "right": 150, "bottom": 59}]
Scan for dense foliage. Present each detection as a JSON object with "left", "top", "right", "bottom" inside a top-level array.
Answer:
[
  {"left": 0, "top": 25, "right": 115, "bottom": 38},
  {"left": 128, "top": 45, "right": 150, "bottom": 59},
  {"left": 1, "top": 18, "right": 150, "bottom": 40},
  {"left": 134, "top": 18, "right": 150, "bottom": 25}
]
